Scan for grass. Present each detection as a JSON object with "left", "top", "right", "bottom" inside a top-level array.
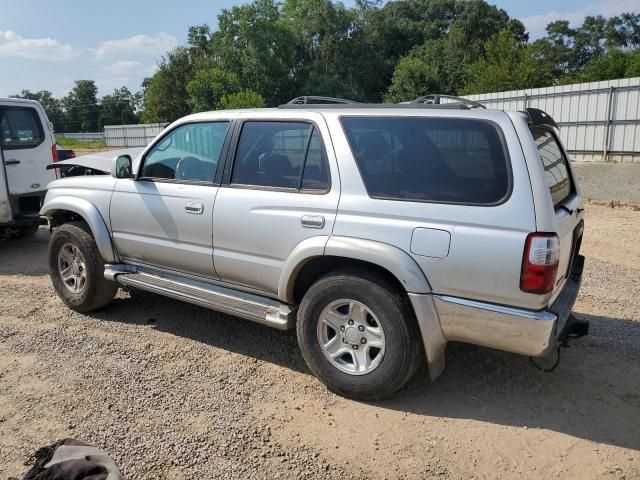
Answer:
[{"left": 55, "top": 137, "right": 106, "bottom": 150}]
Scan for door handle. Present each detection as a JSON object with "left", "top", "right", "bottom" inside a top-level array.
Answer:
[
  {"left": 301, "top": 215, "right": 325, "bottom": 229},
  {"left": 185, "top": 202, "right": 204, "bottom": 214},
  {"left": 4, "top": 159, "right": 20, "bottom": 165}
]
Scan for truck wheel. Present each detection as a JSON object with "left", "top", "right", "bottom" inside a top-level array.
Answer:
[
  {"left": 48, "top": 222, "right": 118, "bottom": 312},
  {"left": 297, "top": 269, "right": 422, "bottom": 400}
]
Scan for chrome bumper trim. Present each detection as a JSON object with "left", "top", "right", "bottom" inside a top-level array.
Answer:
[
  {"left": 434, "top": 295, "right": 558, "bottom": 357},
  {"left": 436, "top": 295, "right": 557, "bottom": 322}
]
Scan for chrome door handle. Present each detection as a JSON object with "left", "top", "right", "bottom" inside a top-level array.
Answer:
[
  {"left": 301, "top": 215, "right": 325, "bottom": 229},
  {"left": 185, "top": 202, "right": 204, "bottom": 214}
]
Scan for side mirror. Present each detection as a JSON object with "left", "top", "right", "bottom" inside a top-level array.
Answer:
[{"left": 112, "top": 154, "right": 133, "bottom": 179}]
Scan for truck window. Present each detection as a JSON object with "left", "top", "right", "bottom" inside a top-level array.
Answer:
[
  {"left": 141, "top": 122, "right": 229, "bottom": 182},
  {"left": 231, "top": 121, "right": 330, "bottom": 191},
  {"left": 0, "top": 107, "right": 44, "bottom": 149},
  {"left": 530, "top": 127, "right": 573, "bottom": 207},
  {"left": 341, "top": 117, "right": 510, "bottom": 205}
]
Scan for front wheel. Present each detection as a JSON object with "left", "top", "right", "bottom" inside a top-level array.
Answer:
[
  {"left": 297, "top": 269, "right": 422, "bottom": 400},
  {"left": 48, "top": 222, "right": 118, "bottom": 312}
]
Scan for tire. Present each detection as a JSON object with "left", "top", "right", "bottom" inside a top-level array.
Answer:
[
  {"left": 297, "top": 268, "right": 422, "bottom": 400},
  {"left": 48, "top": 222, "right": 118, "bottom": 312}
]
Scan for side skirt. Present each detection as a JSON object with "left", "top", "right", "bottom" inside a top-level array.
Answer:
[{"left": 105, "top": 265, "right": 295, "bottom": 330}]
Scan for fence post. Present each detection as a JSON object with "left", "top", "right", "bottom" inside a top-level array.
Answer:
[
  {"left": 602, "top": 86, "right": 615, "bottom": 162},
  {"left": 523, "top": 93, "right": 528, "bottom": 109}
]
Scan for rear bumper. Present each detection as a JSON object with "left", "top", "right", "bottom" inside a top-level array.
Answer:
[{"left": 433, "top": 255, "right": 584, "bottom": 357}]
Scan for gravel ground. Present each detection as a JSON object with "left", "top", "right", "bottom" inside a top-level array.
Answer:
[
  {"left": 572, "top": 162, "right": 640, "bottom": 205},
  {"left": 1, "top": 202, "right": 639, "bottom": 479}
]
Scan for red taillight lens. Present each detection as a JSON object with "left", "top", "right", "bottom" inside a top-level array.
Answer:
[
  {"left": 520, "top": 233, "right": 560, "bottom": 294},
  {"left": 52, "top": 143, "right": 59, "bottom": 162}
]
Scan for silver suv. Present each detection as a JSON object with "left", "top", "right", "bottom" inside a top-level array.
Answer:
[{"left": 41, "top": 96, "right": 586, "bottom": 400}]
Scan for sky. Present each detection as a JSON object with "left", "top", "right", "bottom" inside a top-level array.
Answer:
[{"left": 0, "top": 0, "right": 639, "bottom": 98}]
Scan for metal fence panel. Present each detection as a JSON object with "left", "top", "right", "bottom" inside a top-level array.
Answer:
[
  {"left": 104, "top": 123, "right": 166, "bottom": 147},
  {"left": 56, "top": 132, "right": 105, "bottom": 141},
  {"left": 463, "top": 77, "right": 640, "bottom": 162}
]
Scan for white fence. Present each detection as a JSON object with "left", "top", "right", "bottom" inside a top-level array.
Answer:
[
  {"left": 463, "top": 77, "right": 640, "bottom": 163},
  {"left": 56, "top": 132, "right": 105, "bottom": 141},
  {"left": 104, "top": 123, "right": 166, "bottom": 147}
]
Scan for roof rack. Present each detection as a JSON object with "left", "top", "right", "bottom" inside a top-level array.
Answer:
[
  {"left": 286, "top": 96, "right": 359, "bottom": 105},
  {"left": 408, "top": 94, "right": 486, "bottom": 109},
  {"left": 278, "top": 94, "right": 480, "bottom": 110},
  {"left": 278, "top": 103, "right": 469, "bottom": 110}
]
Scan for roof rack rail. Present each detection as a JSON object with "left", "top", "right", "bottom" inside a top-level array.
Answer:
[
  {"left": 408, "top": 94, "right": 486, "bottom": 109},
  {"left": 286, "top": 96, "right": 359, "bottom": 105}
]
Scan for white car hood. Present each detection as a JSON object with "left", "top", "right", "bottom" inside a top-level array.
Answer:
[{"left": 47, "top": 147, "right": 144, "bottom": 174}]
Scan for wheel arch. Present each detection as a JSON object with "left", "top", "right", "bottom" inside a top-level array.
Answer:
[
  {"left": 41, "top": 196, "right": 116, "bottom": 263},
  {"left": 281, "top": 236, "right": 446, "bottom": 381},
  {"left": 280, "top": 236, "right": 432, "bottom": 304}
]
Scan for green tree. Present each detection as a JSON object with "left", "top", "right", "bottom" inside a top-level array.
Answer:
[
  {"left": 385, "top": 56, "right": 441, "bottom": 102},
  {"left": 99, "top": 87, "right": 138, "bottom": 127},
  {"left": 463, "top": 30, "right": 553, "bottom": 94},
  {"left": 218, "top": 90, "right": 266, "bottom": 109},
  {"left": 142, "top": 47, "right": 195, "bottom": 123},
  {"left": 186, "top": 68, "right": 240, "bottom": 112},
  {"left": 567, "top": 49, "right": 640, "bottom": 83},
  {"left": 63, "top": 80, "right": 100, "bottom": 132},
  {"left": 626, "top": 50, "right": 640, "bottom": 76},
  {"left": 12, "top": 90, "right": 67, "bottom": 132},
  {"left": 212, "top": 0, "right": 300, "bottom": 105}
]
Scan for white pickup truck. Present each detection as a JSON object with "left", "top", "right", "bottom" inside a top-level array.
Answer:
[{"left": 0, "top": 98, "right": 56, "bottom": 239}]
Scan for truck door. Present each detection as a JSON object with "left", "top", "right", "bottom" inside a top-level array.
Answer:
[
  {"left": 0, "top": 104, "right": 55, "bottom": 216},
  {"left": 0, "top": 142, "right": 11, "bottom": 224}
]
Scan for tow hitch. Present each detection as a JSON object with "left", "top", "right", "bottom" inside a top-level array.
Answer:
[{"left": 530, "top": 315, "right": 590, "bottom": 372}]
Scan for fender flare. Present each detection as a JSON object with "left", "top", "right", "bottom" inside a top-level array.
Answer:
[
  {"left": 279, "top": 236, "right": 432, "bottom": 303},
  {"left": 324, "top": 236, "right": 432, "bottom": 293},
  {"left": 41, "top": 196, "right": 116, "bottom": 263}
]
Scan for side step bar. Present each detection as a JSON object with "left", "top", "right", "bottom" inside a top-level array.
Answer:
[{"left": 104, "top": 265, "right": 295, "bottom": 330}]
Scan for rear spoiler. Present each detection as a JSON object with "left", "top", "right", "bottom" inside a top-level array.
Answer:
[{"left": 524, "top": 107, "right": 558, "bottom": 130}]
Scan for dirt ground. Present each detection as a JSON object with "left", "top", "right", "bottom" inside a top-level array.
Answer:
[{"left": 1, "top": 202, "right": 639, "bottom": 479}]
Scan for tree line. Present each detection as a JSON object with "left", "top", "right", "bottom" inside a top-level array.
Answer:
[
  {"left": 14, "top": 82, "right": 141, "bottom": 133},
  {"left": 13, "top": 0, "right": 640, "bottom": 132}
]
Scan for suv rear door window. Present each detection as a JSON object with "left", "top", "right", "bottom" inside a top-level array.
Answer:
[
  {"left": 231, "top": 121, "right": 330, "bottom": 190},
  {"left": 341, "top": 117, "right": 510, "bottom": 205},
  {"left": 0, "top": 107, "right": 44, "bottom": 149},
  {"left": 530, "top": 127, "right": 573, "bottom": 207}
]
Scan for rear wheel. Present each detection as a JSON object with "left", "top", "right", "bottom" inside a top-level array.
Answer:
[
  {"left": 48, "top": 222, "right": 118, "bottom": 312},
  {"left": 297, "top": 269, "right": 422, "bottom": 400}
]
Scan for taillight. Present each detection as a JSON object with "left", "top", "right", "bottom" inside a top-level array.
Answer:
[
  {"left": 52, "top": 144, "right": 59, "bottom": 162},
  {"left": 520, "top": 233, "right": 560, "bottom": 294}
]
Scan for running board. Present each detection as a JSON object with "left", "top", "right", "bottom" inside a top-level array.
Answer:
[{"left": 104, "top": 266, "right": 295, "bottom": 330}]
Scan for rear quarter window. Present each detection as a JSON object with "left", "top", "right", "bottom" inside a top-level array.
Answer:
[
  {"left": 0, "top": 107, "right": 45, "bottom": 149},
  {"left": 530, "top": 127, "right": 573, "bottom": 207},
  {"left": 341, "top": 117, "right": 510, "bottom": 205}
]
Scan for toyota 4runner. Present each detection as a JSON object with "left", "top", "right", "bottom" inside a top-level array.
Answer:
[{"left": 41, "top": 95, "right": 586, "bottom": 400}]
